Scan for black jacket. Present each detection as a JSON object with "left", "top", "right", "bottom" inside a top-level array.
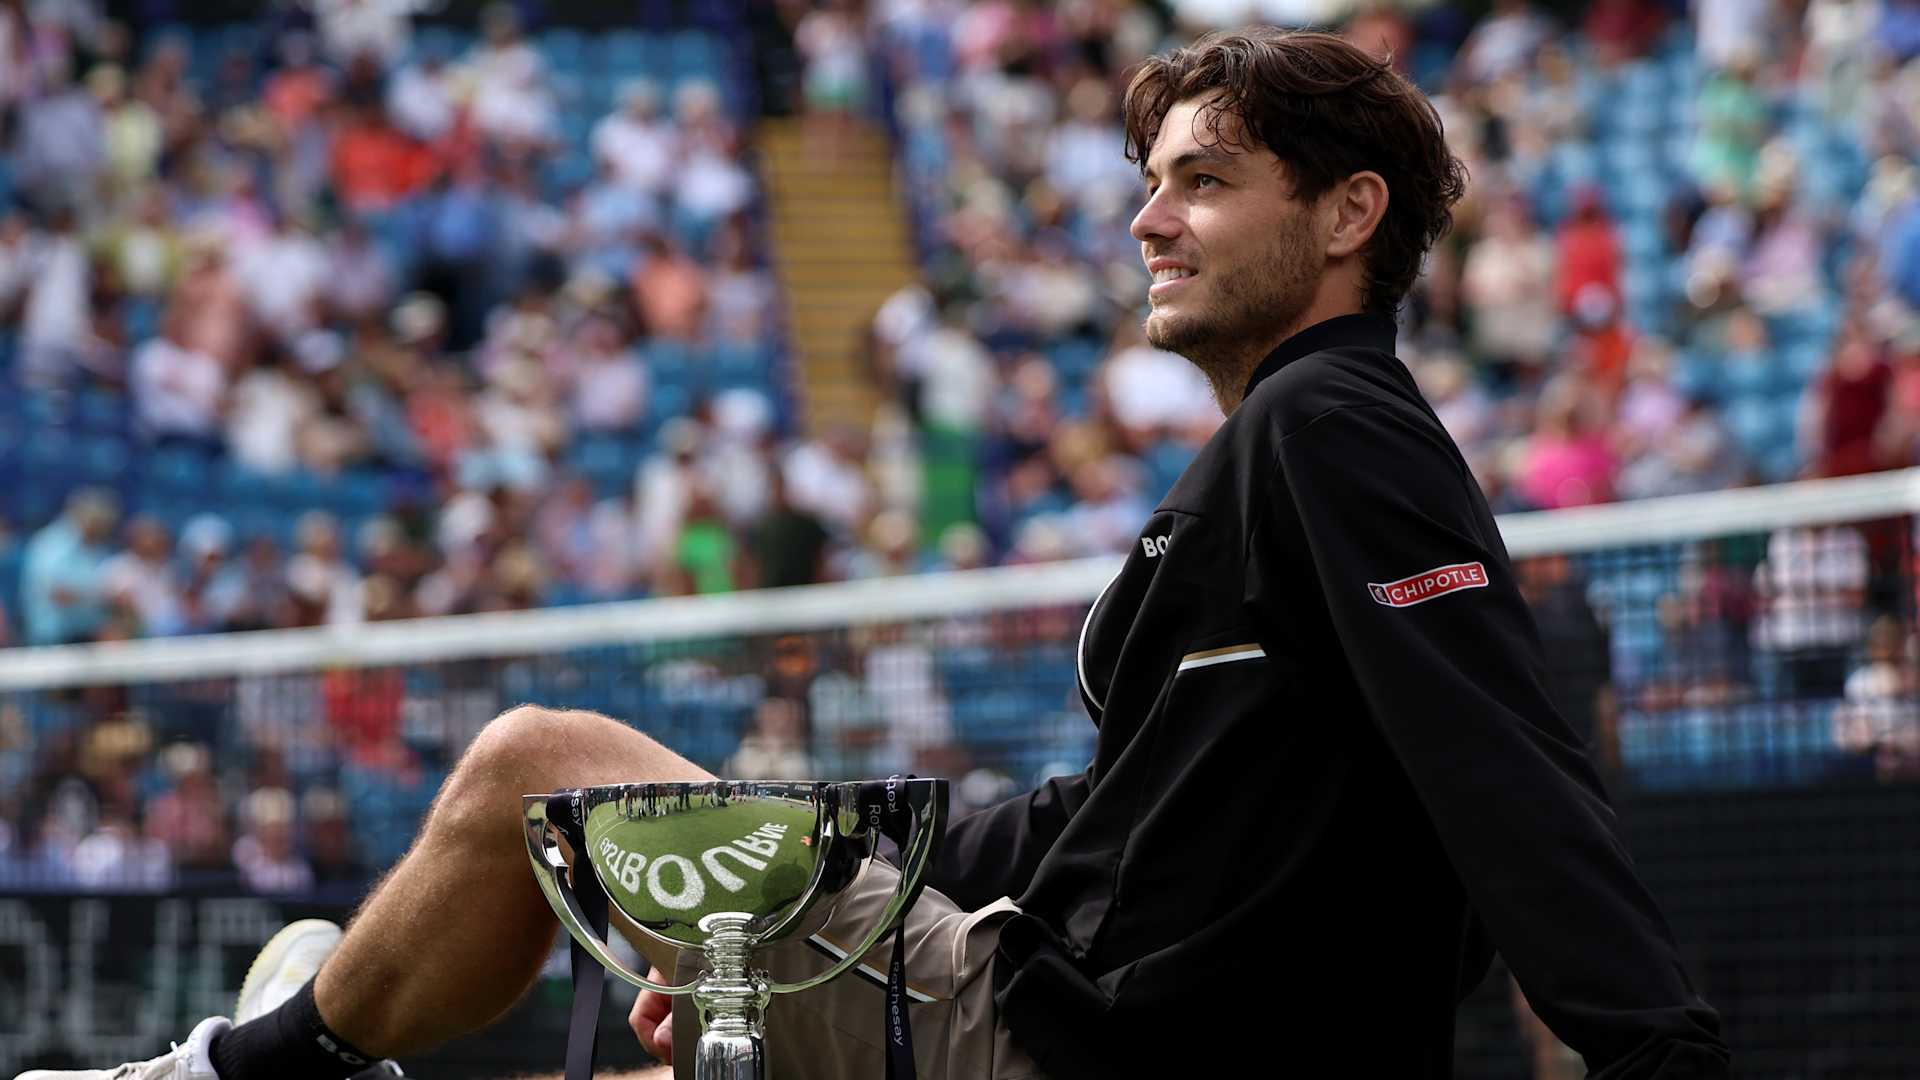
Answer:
[{"left": 929, "top": 314, "right": 1729, "bottom": 1077}]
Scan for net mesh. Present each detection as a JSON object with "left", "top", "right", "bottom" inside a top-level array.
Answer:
[{"left": 4, "top": 474, "right": 1919, "bottom": 1076}]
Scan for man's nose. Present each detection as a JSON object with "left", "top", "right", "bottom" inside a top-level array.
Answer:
[{"left": 1130, "top": 189, "right": 1181, "bottom": 245}]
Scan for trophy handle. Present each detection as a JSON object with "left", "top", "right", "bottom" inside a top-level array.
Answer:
[
  {"left": 523, "top": 792, "right": 700, "bottom": 996},
  {"left": 768, "top": 778, "right": 947, "bottom": 994}
]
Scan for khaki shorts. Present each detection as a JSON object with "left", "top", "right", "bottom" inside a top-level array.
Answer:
[{"left": 669, "top": 861, "right": 1044, "bottom": 1079}]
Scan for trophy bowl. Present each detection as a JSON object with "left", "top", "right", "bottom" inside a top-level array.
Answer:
[{"left": 524, "top": 778, "right": 947, "bottom": 1080}]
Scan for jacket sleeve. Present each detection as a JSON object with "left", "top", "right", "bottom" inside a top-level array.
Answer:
[
  {"left": 1276, "top": 404, "right": 1729, "bottom": 1078},
  {"left": 924, "top": 771, "right": 1090, "bottom": 911}
]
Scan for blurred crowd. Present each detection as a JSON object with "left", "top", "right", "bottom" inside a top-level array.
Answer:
[
  {"left": 854, "top": 0, "right": 1920, "bottom": 554},
  {"left": 0, "top": 1, "right": 794, "bottom": 648}
]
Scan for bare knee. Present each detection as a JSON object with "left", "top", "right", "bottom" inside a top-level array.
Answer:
[
  {"left": 432, "top": 706, "right": 638, "bottom": 833},
  {"left": 474, "top": 703, "right": 632, "bottom": 766},
  {"left": 432, "top": 705, "right": 708, "bottom": 835}
]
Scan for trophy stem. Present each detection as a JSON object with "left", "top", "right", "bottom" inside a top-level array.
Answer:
[{"left": 691, "top": 917, "right": 771, "bottom": 1080}]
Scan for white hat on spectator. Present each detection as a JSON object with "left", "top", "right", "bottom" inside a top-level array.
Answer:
[
  {"left": 286, "top": 558, "right": 332, "bottom": 603},
  {"left": 162, "top": 741, "right": 211, "bottom": 780},
  {"left": 244, "top": 787, "right": 297, "bottom": 830},
  {"left": 439, "top": 489, "right": 497, "bottom": 550},
  {"left": 392, "top": 292, "right": 448, "bottom": 345},
  {"left": 180, "top": 514, "right": 233, "bottom": 559},
  {"left": 712, "top": 388, "right": 772, "bottom": 442}
]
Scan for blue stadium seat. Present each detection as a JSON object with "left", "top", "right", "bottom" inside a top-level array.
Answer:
[
  {"left": 571, "top": 433, "right": 633, "bottom": 496},
  {"left": 0, "top": 546, "right": 24, "bottom": 636},
  {"left": 22, "top": 392, "right": 64, "bottom": 429},
  {"left": 76, "top": 389, "right": 129, "bottom": 432},
  {"left": 1047, "top": 338, "right": 1103, "bottom": 380},
  {"left": 648, "top": 338, "right": 696, "bottom": 385},
  {"left": 1550, "top": 141, "right": 1601, "bottom": 185},
  {"left": 1759, "top": 440, "right": 1802, "bottom": 483},
  {"left": 1671, "top": 349, "right": 1721, "bottom": 402},
  {"left": 124, "top": 296, "right": 164, "bottom": 344},
  {"left": 540, "top": 151, "right": 596, "bottom": 201},
  {"left": 599, "top": 30, "right": 666, "bottom": 78},
  {"left": 548, "top": 68, "right": 587, "bottom": 112},
  {"left": 415, "top": 25, "right": 474, "bottom": 64},
  {"left": 652, "top": 382, "right": 692, "bottom": 424},
  {"left": 79, "top": 434, "right": 130, "bottom": 482},
  {"left": 10, "top": 483, "right": 64, "bottom": 531},
  {"left": 580, "top": 71, "right": 620, "bottom": 117},
  {"left": 218, "top": 459, "right": 273, "bottom": 505},
  {"left": 341, "top": 763, "right": 446, "bottom": 869},
  {"left": 25, "top": 429, "right": 78, "bottom": 476},
  {"left": 670, "top": 30, "right": 725, "bottom": 77},
  {"left": 1723, "top": 397, "right": 1773, "bottom": 456},
  {"left": 953, "top": 689, "right": 1032, "bottom": 742},
  {"left": 710, "top": 340, "right": 769, "bottom": 390},
  {"left": 1720, "top": 353, "right": 1772, "bottom": 398},
  {"left": 341, "top": 470, "right": 387, "bottom": 516},
  {"left": 558, "top": 107, "right": 596, "bottom": 151},
  {"left": 1782, "top": 342, "right": 1828, "bottom": 383},
  {"left": 537, "top": 27, "right": 589, "bottom": 72},
  {"left": 1618, "top": 60, "right": 1666, "bottom": 103},
  {"left": 1144, "top": 440, "right": 1193, "bottom": 502},
  {"left": 1766, "top": 394, "right": 1802, "bottom": 448}
]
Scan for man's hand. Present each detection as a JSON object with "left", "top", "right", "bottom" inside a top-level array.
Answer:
[{"left": 630, "top": 967, "right": 674, "bottom": 1066}]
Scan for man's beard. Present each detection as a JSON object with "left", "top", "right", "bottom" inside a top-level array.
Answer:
[{"left": 1145, "top": 223, "right": 1322, "bottom": 409}]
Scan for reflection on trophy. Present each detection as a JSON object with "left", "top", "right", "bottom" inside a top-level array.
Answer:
[{"left": 524, "top": 778, "right": 947, "bottom": 1080}]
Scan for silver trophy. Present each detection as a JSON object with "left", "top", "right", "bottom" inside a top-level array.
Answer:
[{"left": 524, "top": 779, "right": 947, "bottom": 1080}]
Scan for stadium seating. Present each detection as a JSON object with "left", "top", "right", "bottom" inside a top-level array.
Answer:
[{"left": 0, "top": 18, "right": 789, "bottom": 635}]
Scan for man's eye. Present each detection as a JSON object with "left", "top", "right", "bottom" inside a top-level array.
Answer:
[{"left": 1194, "top": 174, "right": 1219, "bottom": 189}]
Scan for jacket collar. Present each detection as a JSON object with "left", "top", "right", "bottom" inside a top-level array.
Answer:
[{"left": 1243, "top": 313, "right": 1398, "bottom": 399}]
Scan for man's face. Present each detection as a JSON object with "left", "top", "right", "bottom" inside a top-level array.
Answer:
[{"left": 1130, "top": 95, "right": 1325, "bottom": 388}]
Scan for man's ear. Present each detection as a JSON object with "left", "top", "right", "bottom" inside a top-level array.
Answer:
[{"left": 1325, "top": 171, "right": 1388, "bottom": 260}]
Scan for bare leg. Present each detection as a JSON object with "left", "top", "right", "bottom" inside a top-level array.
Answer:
[{"left": 313, "top": 706, "right": 713, "bottom": 1055}]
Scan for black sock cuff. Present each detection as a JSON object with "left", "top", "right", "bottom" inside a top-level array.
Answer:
[{"left": 211, "top": 978, "right": 377, "bottom": 1080}]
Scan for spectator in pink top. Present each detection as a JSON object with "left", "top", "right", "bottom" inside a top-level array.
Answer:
[{"left": 1521, "top": 378, "right": 1617, "bottom": 508}]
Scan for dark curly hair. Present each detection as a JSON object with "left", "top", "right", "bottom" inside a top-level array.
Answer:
[{"left": 1122, "top": 28, "right": 1468, "bottom": 317}]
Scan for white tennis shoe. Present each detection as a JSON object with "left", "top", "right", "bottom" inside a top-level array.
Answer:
[
  {"left": 234, "top": 919, "right": 343, "bottom": 1025},
  {"left": 10, "top": 1016, "right": 231, "bottom": 1080}
]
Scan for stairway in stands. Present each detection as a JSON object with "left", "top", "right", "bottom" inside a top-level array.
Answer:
[{"left": 757, "top": 117, "right": 915, "bottom": 436}]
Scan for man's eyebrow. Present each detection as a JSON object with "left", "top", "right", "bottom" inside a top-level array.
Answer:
[{"left": 1142, "top": 148, "right": 1238, "bottom": 184}]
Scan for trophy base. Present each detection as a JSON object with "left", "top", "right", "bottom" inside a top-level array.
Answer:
[
  {"left": 693, "top": 915, "right": 774, "bottom": 1080},
  {"left": 691, "top": 1029, "right": 766, "bottom": 1080}
]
